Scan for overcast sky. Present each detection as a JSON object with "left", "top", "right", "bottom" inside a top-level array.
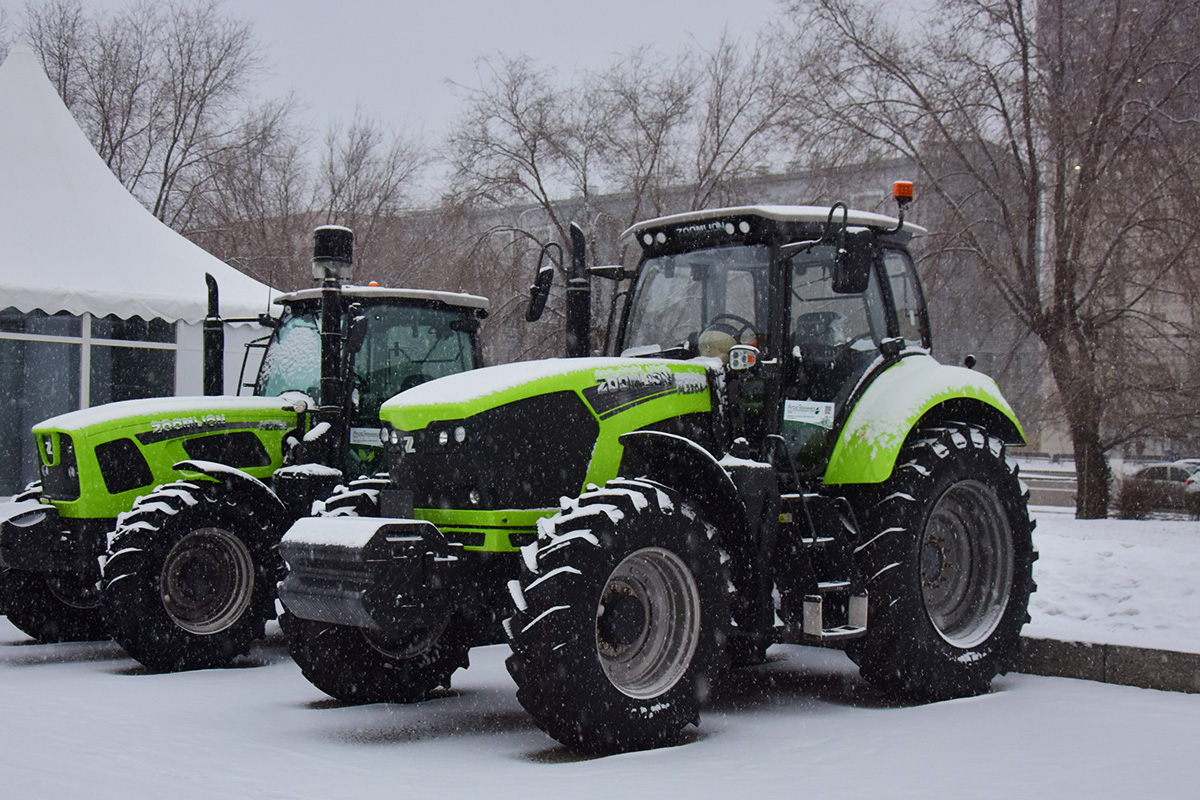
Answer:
[{"left": 232, "top": 0, "right": 786, "bottom": 136}]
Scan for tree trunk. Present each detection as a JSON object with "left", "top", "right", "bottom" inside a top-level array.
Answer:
[{"left": 1044, "top": 330, "right": 1111, "bottom": 519}]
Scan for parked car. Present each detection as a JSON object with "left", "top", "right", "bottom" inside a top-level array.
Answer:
[{"left": 1116, "top": 463, "right": 1200, "bottom": 518}]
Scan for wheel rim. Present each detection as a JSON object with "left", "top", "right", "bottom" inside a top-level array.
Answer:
[
  {"left": 159, "top": 527, "right": 255, "bottom": 635},
  {"left": 921, "top": 481, "right": 1014, "bottom": 649},
  {"left": 45, "top": 575, "right": 101, "bottom": 610},
  {"left": 362, "top": 616, "right": 449, "bottom": 661},
  {"left": 595, "top": 547, "right": 701, "bottom": 699}
]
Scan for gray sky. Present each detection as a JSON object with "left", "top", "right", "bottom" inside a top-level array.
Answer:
[{"left": 234, "top": 0, "right": 786, "bottom": 137}]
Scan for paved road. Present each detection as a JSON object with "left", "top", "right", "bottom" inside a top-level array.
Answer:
[{"left": 1021, "top": 466, "right": 1077, "bottom": 507}]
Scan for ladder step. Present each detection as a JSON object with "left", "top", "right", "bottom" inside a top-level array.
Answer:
[{"left": 801, "top": 592, "right": 869, "bottom": 641}]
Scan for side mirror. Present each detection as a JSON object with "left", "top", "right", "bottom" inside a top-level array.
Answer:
[
  {"left": 832, "top": 230, "right": 874, "bottom": 294},
  {"left": 345, "top": 308, "right": 368, "bottom": 358},
  {"left": 526, "top": 243, "right": 561, "bottom": 323}
]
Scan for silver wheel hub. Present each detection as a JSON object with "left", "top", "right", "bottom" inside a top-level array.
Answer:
[
  {"left": 160, "top": 527, "right": 255, "bottom": 635},
  {"left": 921, "top": 481, "right": 1014, "bottom": 649},
  {"left": 595, "top": 547, "right": 701, "bottom": 699}
]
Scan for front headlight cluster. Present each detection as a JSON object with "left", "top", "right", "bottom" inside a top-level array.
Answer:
[{"left": 379, "top": 423, "right": 470, "bottom": 453}]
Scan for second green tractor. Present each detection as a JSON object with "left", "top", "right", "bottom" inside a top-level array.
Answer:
[{"left": 278, "top": 185, "right": 1037, "bottom": 754}]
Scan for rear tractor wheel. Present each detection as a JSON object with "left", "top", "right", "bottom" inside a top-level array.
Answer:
[{"left": 848, "top": 423, "right": 1036, "bottom": 701}]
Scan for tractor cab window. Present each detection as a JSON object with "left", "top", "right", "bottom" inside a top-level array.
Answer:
[
  {"left": 348, "top": 304, "right": 476, "bottom": 427},
  {"left": 884, "top": 248, "right": 929, "bottom": 349},
  {"left": 255, "top": 302, "right": 476, "bottom": 426},
  {"left": 783, "top": 244, "right": 889, "bottom": 472},
  {"left": 623, "top": 244, "right": 769, "bottom": 363},
  {"left": 256, "top": 306, "right": 321, "bottom": 399}
]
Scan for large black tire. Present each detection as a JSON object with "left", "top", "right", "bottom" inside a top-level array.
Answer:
[
  {"left": 506, "top": 478, "right": 731, "bottom": 754},
  {"left": 101, "top": 481, "right": 284, "bottom": 672},
  {"left": 1, "top": 567, "right": 108, "bottom": 642},
  {"left": 847, "top": 423, "right": 1036, "bottom": 701},
  {"left": 280, "top": 475, "right": 471, "bottom": 704},
  {"left": 280, "top": 611, "right": 470, "bottom": 704}
]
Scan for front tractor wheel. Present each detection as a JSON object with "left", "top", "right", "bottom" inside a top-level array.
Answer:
[
  {"left": 280, "top": 475, "right": 470, "bottom": 704},
  {"left": 1, "top": 567, "right": 108, "bottom": 643},
  {"left": 102, "top": 481, "right": 283, "bottom": 672},
  {"left": 848, "top": 423, "right": 1036, "bottom": 701},
  {"left": 506, "top": 479, "right": 730, "bottom": 755}
]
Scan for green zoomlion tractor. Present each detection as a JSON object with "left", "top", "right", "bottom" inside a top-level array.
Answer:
[
  {"left": 0, "top": 227, "right": 488, "bottom": 672},
  {"left": 276, "top": 185, "right": 1037, "bottom": 754}
]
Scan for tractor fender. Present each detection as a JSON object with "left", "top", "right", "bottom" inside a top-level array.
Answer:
[
  {"left": 616, "top": 430, "right": 750, "bottom": 544},
  {"left": 174, "top": 459, "right": 289, "bottom": 520},
  {"left": 824, "top": 354, "right": 1025, "bottom": 485}
]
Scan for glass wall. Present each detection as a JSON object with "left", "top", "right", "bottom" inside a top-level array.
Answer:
[{"left": 0, "top": 308, "right": 175, "bottom": 495}]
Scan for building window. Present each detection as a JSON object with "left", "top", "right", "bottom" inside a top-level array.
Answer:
[{"left": 0, "top": 308, "right": 176, "bottom": 495}]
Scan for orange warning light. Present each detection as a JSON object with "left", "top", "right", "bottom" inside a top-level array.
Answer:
[
  {"left": 368, "top": 280, "right": 380, "bottom": 287},
  {"left": 893, "top": 181, "right": 914, "bottom": 205}
]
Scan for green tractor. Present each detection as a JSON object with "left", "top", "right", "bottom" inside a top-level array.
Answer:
[
  {"left": 277, "top": 185, "right": 1036, "bottom": 753},
  {"left": 0, "top": 227, "right": 488, "bottom": 672}
]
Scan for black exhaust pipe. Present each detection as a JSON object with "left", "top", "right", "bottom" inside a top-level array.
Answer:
[
  {"left": 565, "top": 222, "right": 591, "bottom": 358},
  {"left": 203, "top": 273, "right": 224, "bottom": 396},
  {"left": 314, "top": 226, "right": 354, "bottom": 468}
]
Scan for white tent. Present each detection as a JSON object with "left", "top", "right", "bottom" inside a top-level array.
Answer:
[
  {"left": 0, "top": 43, "right": 273, "bottom": 321},
  {"left": 0, "top": 44, "right": 277, "bottom": 494}
]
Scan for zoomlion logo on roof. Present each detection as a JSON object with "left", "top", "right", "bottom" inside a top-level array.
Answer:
[{"left": 675, "top": 221, "right": 730, "bottom": 237}]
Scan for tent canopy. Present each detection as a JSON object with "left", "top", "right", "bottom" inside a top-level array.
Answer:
[{"left": 0, "top": 44, "right": 275, "bottom": 324}]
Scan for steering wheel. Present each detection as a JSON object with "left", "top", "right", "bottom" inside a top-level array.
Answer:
[
  {"left": 704, "top": 313, "right": 756, "bottom": 339},
  {"left": 698, "top": 313, "right": 757, "bottom": 363}
]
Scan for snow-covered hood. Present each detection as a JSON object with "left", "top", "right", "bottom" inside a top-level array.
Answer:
[
  {"left": 32, "top": 395, "right": 300, "bottom": 440},
  {"left": 379, "top": 357, "right": 718, "bottom": 432}
]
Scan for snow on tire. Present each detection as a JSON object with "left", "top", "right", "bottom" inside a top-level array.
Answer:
[
  {"left": 102, "top": 481, "right": 283, "bottom": 672},
  {"left": 847, "top": 423, "right": 1037, "bottom": 701},
  {"left": 506, "top": 478, "right": 731, "bottom": 754}
]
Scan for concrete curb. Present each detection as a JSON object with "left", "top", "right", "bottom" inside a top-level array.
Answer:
[{"left": 1016, "top": 636, "right": 1200, "bottom": 694}]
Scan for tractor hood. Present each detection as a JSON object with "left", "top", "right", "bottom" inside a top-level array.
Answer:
[
  {"left": 31, "top": 395, "right": 302, "bottom": 516},
  {"left": 34, "top": 395, "right": 300, "bottom": 442},
  {"left": 377, "top": 357, "right": 720, "bottom": 521},
  {"left": 379, "top": 357, "right": 717, "bottom": 433}
]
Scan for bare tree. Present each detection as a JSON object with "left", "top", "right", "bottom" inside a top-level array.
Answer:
[
  {"left": 22, "top": 0, "right": 264, "bottom": 228},
  {"left": 185, "top": 96, "right": 311, "bottom": 290},
  {"left": 796, "top": 0, "right": 1200, "bottom": 517},
  {"left": 315, "top": 109, "right": 429, "bottom": 275}
]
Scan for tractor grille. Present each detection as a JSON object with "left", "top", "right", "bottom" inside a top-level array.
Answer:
[
  {"left": 38, "top": 433, "right": 80, "bottom": 501},
  {"left": 387, "top": 391, "right": 600, "bottom": 511}
]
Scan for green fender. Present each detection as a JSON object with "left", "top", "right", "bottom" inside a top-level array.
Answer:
[{"left": 823, "top": 354, "right": 1025, "bottom": 486}]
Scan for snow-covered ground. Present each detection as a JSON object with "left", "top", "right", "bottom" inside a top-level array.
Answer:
[
  {"left": 1, "top": 508, "right": 1199, "bottom": 798},
  {"left": 1025, "top": 506, "right": 1200, "bottom": 652}
]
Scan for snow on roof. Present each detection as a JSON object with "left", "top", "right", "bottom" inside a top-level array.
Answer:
[
  {"left": 622, "top": 204, "right": 927, "bottom": 239},
  {"left": 276, "top": 285, "right": 489, "bottom": 311},
  {"left": 0, "top": 44, "right": 276, "bottom": 323}
]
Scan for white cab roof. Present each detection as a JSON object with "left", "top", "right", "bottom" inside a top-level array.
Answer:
[
  {"left": 275, "top": 285, "right": 489, "bottom": 311},
  {"left": 623, "top": 204, "right": 926, "bottom": 239}
]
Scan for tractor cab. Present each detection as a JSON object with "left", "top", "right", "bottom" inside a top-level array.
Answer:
[
  {"left": 254, "top": 287, "right": 487, "bottom": 476},
  {"left": 618, "top": 198, "right": 928, "bottom": 476}
]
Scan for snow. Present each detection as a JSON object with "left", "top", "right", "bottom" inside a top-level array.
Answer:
[
  {"left": 33, "top": 394, "right": 293, "bottom": 431},
  {"left": 3, "top": 508, "right": 1200, "bottom": 797},
  {"left": 1, "top": 625, "right": 1198, "bottom": 798},
  {"left": 1024, "top": 507, "right": 1200, "bottom": 653},
  {"left": 383, "top": 357, "right": 713, "bottom": 411}
]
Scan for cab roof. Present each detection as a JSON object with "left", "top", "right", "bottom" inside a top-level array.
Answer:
[
  {"left": 274, "top": 285, "right": 489, "bottom": 311},
  {"left": 622, "top": 204, "right": 927, "bottom": 239}
]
